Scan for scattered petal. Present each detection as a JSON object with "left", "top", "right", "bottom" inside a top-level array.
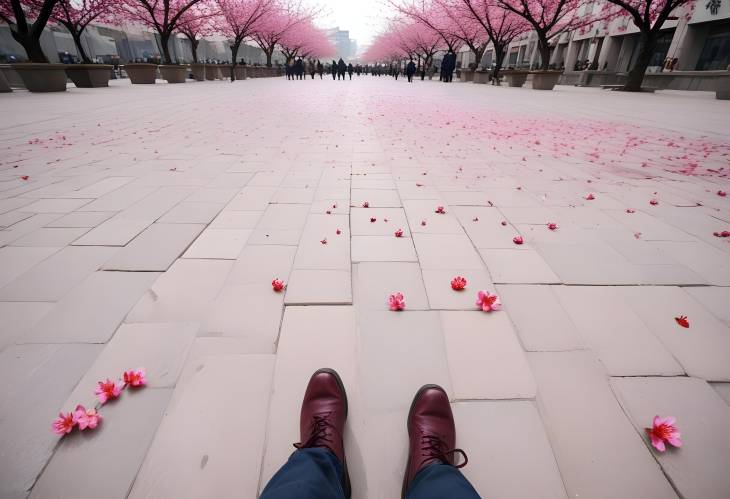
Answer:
[
  {"left": 94, "top": 379, "right": 122, "bottom": 404},
  {"left": 513, "top": 236, "right": 524, "bottom": 245},
  {"left": 435, "top": 206, "right": 446, "bottom": 214},
  {"left": 476, "top": 290, "right": 501, "bottom": 312},
  {"left": 650, "top": 199, "right": 659, "bottom": 206},
  {"left": 272, "top": 279, "right": 286, "bottom": 292},
  {"left": 336, "top": 228, "right": 342, "bottom": 235},
  {"left": 52, "top": 411, "right": 77, "bottom": 435},
  {"left": 395, "top": 228, "right": 404, "bottom": 237},
  {"left": 626, "top": 208, "right": 636, "bottom": 213},
  {"left": 547, "top": 223, "right": 558, "bottom": 231},
  {"left": 675, "top": 315, "right": 689, "bottom": 328},
  {"left": 388, "top": 292, "right": 405, "bottom": 311},
  {"left": 420, "top": 220, "right": 426, "bottom": 226},
  {"left": 451, "top": 276, "right": 467, "bottom": 291},
  {"left": 320, "top": 238, "right": 328, "bottom": 245},
  {"left": 74, "top": 405, "right": 102, "bottom": 430},
  {"left": 635, "top": 232, "right": 642, "bottom": 239},
  {"left": 326, "top": 210, "right": 332, "bottom": 215},
  {"left": 645, "top": 415, "right": 682, "bottom": 452},
  {"left": 370, "top": 217, "right": 377, "bottom": 223},
  {"left": 501, "top": 221, "right": 507, "bottom": 226},
  {"left": 585, "top": 193, "right": 595, "bottom": 200},
  {"left": 362, "top": 201, "right": 369, "bottom": 208},
  {"left": 717, "top": 190, "right": 726, "bottom": 197},
  {"left": 472, "top": 217, "right": 479, "bottom": 222},
  {"left": 123, "top": 368, "right": 146, "bottom": 387},
  {"left": 20, "top": 175, "right": 29, "bottom": 180}
]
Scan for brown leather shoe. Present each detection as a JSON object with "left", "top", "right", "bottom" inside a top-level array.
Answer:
[
  {"left": 294, "top": 368, "right": 350, "bottom": 497},
  {"left": 402, "top": 384, "right": 468, "bottom": 498}
]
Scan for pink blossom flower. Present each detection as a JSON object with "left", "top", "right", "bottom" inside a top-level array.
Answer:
[
  {"left": 123, "top": 368, "right": 147, "bottom": 387},
  {"left": 362, "top": 201, "right": 369, "bottom": 208},
  {"left": 52, "top": 411, "right": 77, "bottom": 435},
  {"left": 321, "top": 238, "right": 328, "bottom": 245},
  {"left": 717, "top": 190, "right": 726, "bottom": 197},
  {"left": 585, "top": 193, "right": 595, "bottom": 200},
  {"left": 473, "top": 217, "right": 479, "bottom": 222},
  {"left": 95, "top": 379, "right": 122, "bottom": 404},
  {"left": 388, "top": 292, "right": 405, "bottom": 311},
  {"left": 650, "top": 199, "right": 659, "bottom": 206},
  {"left": 675, "top": 315, "right": 689, "bottom": 328},
  {"left": 501, "top": 221, "right": 507, "bottom": 226},
  {"left": 370, "top": 217, "right": 377, "bottom": 223},
  {"left": 20, "top": 175, "right": 29, "bottom": 180},
  {"left": 547, "top": 223, "right": 558, "bottom": 231},
  {"left": 476, "top": 291, "right": 501, "bottom": 312},
  {"left": 74, "top": 405, "right": 102, "bottom": 430},
  {"left": 272, "top": 279, "right": 286, "bottom": 292},
  {"left": 395, "top": 228, "right": 404, "bottom": 237},
  {"left": 513, "top": 236, "right": 524, "bottom": 245},
  {"left": 626, "top": 208, "right": 635, "bottom": 213},
  {"left": 336, "top": 229, "right": 342, "bottom": 235},
  {"left": 451, "top": 276, "right": 467, "bottom": 291},
  {"left": 435, "top": 206, "right": 446, "bottom": 214},
  {"left": 421, "top": 220, "right": 427, "bottom": 226},
  {"left": 646, "top": 415, "right": 682, "bottom": 452},
  {"left": 326, "top": 210, "right": 332, "bottom": 215}
]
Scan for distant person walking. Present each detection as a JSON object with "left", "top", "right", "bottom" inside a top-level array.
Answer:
[
  {"left": 317, "top": 60, "right": 323, "bottom": 79},
  {"left": 406, "top": 59, "right": 416, "bottom": 82},
  {"left": 331, "top": 60, "right": 337, "bottom": 80},
  {"left": 337, "top": 58, "right": 347, "bottom": 80},
  {"left": 442, "top": 50, "right": 456, "bottom": 83},
  {"left": 347, "top": 63, "right": 354, "bottom": 80},
  {"left": 294, "top": 57, "right": 304, "bottom": 80}
]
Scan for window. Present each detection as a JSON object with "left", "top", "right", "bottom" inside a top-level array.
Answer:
[{"left": 696, "top": 22, "right": 730, "bottom": 70}]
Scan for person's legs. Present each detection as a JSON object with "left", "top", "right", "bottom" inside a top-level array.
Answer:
[
  {"left": 260, "top": 368, "right": 351, "bottom": 498},
  {"left": 402, "top": 385, "right": 481, "bottom": 499},
  {"left": 260, "top": 448, "right": 345, "bottom": 499}
]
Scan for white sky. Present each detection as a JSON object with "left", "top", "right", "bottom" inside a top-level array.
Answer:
[{"left": 314, "top": 0, "right": 393, "bottom": 50}]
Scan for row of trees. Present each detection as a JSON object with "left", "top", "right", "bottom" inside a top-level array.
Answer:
[
  {"left": 0, "top": 0, "right": 335, "bottom": 71},
  {"left": 364, "top": 0, "right": 696, "bottom": 91}
]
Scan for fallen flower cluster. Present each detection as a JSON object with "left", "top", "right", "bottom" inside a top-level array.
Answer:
[{"left": 52, "top": 368, "right": 146, "bottom": 435}]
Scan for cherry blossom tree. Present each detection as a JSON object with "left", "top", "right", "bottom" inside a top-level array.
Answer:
[
  {"left": 176, "top": 2, "right": 215, "bottom": 63},
  {"left": 48, "top": 0, "right": 117, "bottom": 63},
  {"left": 215, "top": 0, "right": 273, "bottom": 79},
  {"left": 458, "top": 0, "right": 529, "bottom": 80},
  {"left": 0, "top": 0, "right": 58, "bottom": 62},
  {"left": 279, "top": 19, "right": 333, "bottom": 62},
  {"left": 251, "top": 0, "right": 316, "bottom": 67},
  {"left": 395, "top": 0, "right": 464, "bottom": 53},
  {"left": 600, "top": 0, "right": 696, "bottom": 91},
  {"left": 118, "top": 0, "right": 206, "bottom": 64},
  {"left": 433, "top": 0, "right": 490, "bottom": 68},
  {"left": 493, "top": 0, "right": 590, "bottom": 70}
]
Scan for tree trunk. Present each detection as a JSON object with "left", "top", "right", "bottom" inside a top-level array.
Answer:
[
  {"left": 160, "top": 32, "right": 173, "bottom": 64},
  {"left": 493, "top": 45, "right": 506, "bottom": 84},
  {"left": 472, "top": 46, "right": 485, "bottom": 69},
  {"left": 71, "top": 29, "right": 91, "bottom": 63},
  {"left": 266, "top": 49, "right": 273, "bottom": 67},
  {"left": 537, "top": 31, "right": 551, "bottom": 70},
  {"left": 191, "top": 38, "right": 199, "bottom": 64},
  {"left": 10, "top": 30, "right": 49, "bottom": 63},
  {"left": 624, "top": 31, "right": 656, "bottom": 92},
  {"left": 230, "top": 40, "right": 241, "bottom": 81}
]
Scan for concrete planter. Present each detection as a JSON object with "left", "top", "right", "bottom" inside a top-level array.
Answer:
[
  {"left": 12, "top": 63, "right": 67, "bottom": 92},
  {"left": 460, "top": 69, "right": 475, "bottom": 82},
  {"left": 473, "top": 71, "right": 490, "bottom": 84},
  {"left": 0, "top": 70, "right": 11, "bottom": 92},
  {"left": 65, "top": 64, "right": 113, "bottom": 88},
  {"left": 218, "top": 65, "right": 232, "bottom": 80},
  {"left": 159, "top": 65, "right": 187, "bottom": 83},
  {"left": 234, "top": 65, "right": 247, "bottom": 80},
  {"left": 718, "top": 73, "right": 730, "bottom": 100},
  {"left": 190, "top": 63, "right": 205, "bottom": 81},
  {"left": 502, "top": 70, "right": 529, "bottom": 87},
  {"left": 530, "top": 70, "right": 563, "bottom": 90},
  {"left": 205, "top": 66, "right": 219, "bottom": 80},
  {"left": 124, "top": 63, "right": 157, "bottom": 84}
]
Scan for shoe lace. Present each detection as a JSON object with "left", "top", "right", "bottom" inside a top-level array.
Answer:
[
  {"left": 419, "top": 434, "right": 468, "bottom": 469},
  {"left": 294, "top": 413, "right": 334, "bottom": 450}
]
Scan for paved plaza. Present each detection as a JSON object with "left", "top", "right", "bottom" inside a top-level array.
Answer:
[{"left": 1, "top": 77, "right": 730, "bottom": 499}]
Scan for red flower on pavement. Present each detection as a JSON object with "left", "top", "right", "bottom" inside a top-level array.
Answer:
[
  {"left": 362, "top": 201, "right": 369, "bottom": 208},
  {"left": 626, "top": 208, "right": 635, "bottom": 213},
  {"left": 336, "top": 229, "right": 342, "bottom": 235},
  {"left": 650, "top": 199, "right": 659, "bottom": 206},
  {"left": 547, "top": 223, "right": 558, "bottom": 231},
  {"left": 388, "top": 292, "right": 405, "bottom": 311},
  {"left": 646, "top": 416, "right": 682, "bottom": 452},
  {"left": 713, "top": 231, "right": 730, "bottom": 238},
  {"left": 74, "top": 405, "right": 102, "bottom": 430},
  {"left": 94, "top": 379, "right": 122, "bottom": 404},
  {"left": 675, "top": 315, "right": 689, "bottom": 328},
  {"left": 435, "top": 206, "right": 446, "bottom": 214},
  {"left": 272, "top": 279, "right": 286, "bottom": 292},
  {"left": 473, "top": 217, "right": 479, "bottom": 222},
  {"left": 20, "top": 175, "right": 29, "bottom": 180},
  {"left": 123, "top": 368, "right": 146, "bottom": 387},
  {"left": 395, "top": 228, "right": 404, "bottom": 237},
  {"left": 451, "top": 276, "right": 467, "bottom": 291},
  {"left": 585, "top": 193, "right": 595, "bottom": 200},
  {"left": 370, "top": 217, "right": 376, "bottom": 223},
  {"left": 513, "top": 236, "right": 524, "bottom": 245},
  {"left": 321, "top": 238, "right": 328, "bottom": 245},
  {"left": 501, "top": 221, "right": 507, "bottom": 226},
  {"left": 52, "top": 411, "right": 77, "bottom": 435},
  {"left": 476, "top": 291, "right": 501, "bottom": 312},
  {"left": 326, "top": 210, "right": 332, "bottom": 214},
  {"left": 421, "top": 220, "right": 427, "bottom": 226},
  {"left": 717, "top": 190, "right": 727, "bottom": 197}
]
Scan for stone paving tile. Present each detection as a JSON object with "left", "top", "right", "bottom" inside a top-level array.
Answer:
[
  {"left": 10, "top": 227, "right": 90, "bottom": 247},
  {"left": 227, "top": 245, "right": 296, "bottom": 285},
  {"left": 0, "top": 210, "right": 34, "bottom": 228},
  {"left": 441, "top": 311, "right": 536, "bottom": 399},
  {"left": 421, "top": 268, "right": 494, "bottom": 310},
  {"left": 284, "top": 269, "right": 352, "bottom": 305},
  {"left": 247, "top": 228, "right": 302, "bottom": 245},
  {"left": 21, "top": 271, "right": 160, "bottom": 344},
  {"left": 0, "top": 343, "right": 102, "bottom": 499},
  {"left": 529, "top": 351, "right": 678, "bottom": 499},
  {"left": 353, "top": 262, "right": 428, "bottom": 310},
  {"left": 618, "top": 286, "right": 730, "bottom": 381},
  {"left": 115, "top": 186, "right": 197, "bottom": 221},
  {"left": 71, "top": 217, "right": 152, "bottom": 246},
  {"left": 479, "top": 248, "right": 561, "bottom": 284},
  {"left": 0, "top": 246, "right": 117, "bottom": 302},
  {"left": 403, "top": 200, "right": 463, "bottom": 234},
  {"left": 294, "top": 214, "right": 350, "bottom": 269},
  {"left": 44, "top": 210, "right": 116, "bottom": 228},
  {"left": 225, "top": 187, "right": 276, "bottom": 211},
  {"left": 130, "top": 355, "right": 275, "bottom": 499},
  {"left": 496, "top": 285, "right": 584, "bottom": 351},
  {"left": 209, "top": 210, "right": 262, "bottom": 229},
  {"left": 103, "top": 223, "right": 204, "bottom": 271},
  {"left": 0, "top": 246, "right": 59, "bottom": 289},
  {"left": 0, "top": 213, "right": 63, "bottom": 246},
  {"left": 200, "top": 284, "right": 284, "bottom": 353},
  {"left": 554, "top": 286, "right": 683, "bottom": 376},
  {"left": 22, "top": 198, "right": 92, "bottom": 213},
  {"left": 75, "top": 184, "right": 157, "bottom": 213},
  {"left": 0, "top": 302, "right": 54, "bottom": 351},
  {"left": 259, "top": 306, "right": 358, "bottom": 492},
  {"left": 684, "top": 286, "right": 730, "bottom": 327},
  {"left": 257, "top": 203, "right": 310, "bottom": 230},
  {"left": 452, "top": 401, "right": 568, "bottom": 498},
  {"left": 610, "top": 377, "right": 730, "bottom": 499},
  {"left": 711, "top": 382, "right": 730, "bottom": 406},
  {"left": 126, "top": 259, "right": 232, "bottom": 323},
  {"left": 351, "top": 188, "right": 401, "bottom": 207},
  {"left": 182, "top": 228, "right": 251, "bottom": 259},
  {"left": 157, "top": 201, "right": 224, "bottom": 224},
  {"left": 186, "top": 187, "right": 239, "bottom": 204},
  {"left": 652, "top": 241, "right": 730, "bottom": 285},
  {"left": 351, "top": 235, "right": 418, "bottom": 262},
  {"left": 350, "top": 207, "right": 410, "bottom": 236},
  {"left": 30, "top": 388, "right": 172, "bottom": 499},
  {"left": 412, "top": 233, "right": 484, "bottom": 269}
]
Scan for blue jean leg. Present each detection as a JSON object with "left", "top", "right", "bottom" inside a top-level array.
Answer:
[
  {"left": 406, "top": 463, "right": 481, "bottom": 499},
  {"left": 259, "top": 448, "right": 346, "bottom": 499}
]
